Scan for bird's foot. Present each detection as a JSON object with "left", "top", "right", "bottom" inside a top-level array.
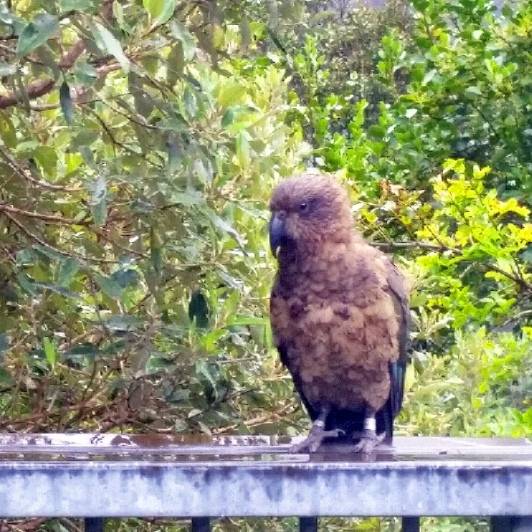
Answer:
[
  {"left": 290, "top": 425, "right": 345, "bottom": 453},
  {"left": 352, "top": 429, "right": 386, "bottom": 454}
]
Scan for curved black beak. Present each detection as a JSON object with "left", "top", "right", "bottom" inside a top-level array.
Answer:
[{"left": 269, "top": 214, "right": 286, "bottom": 257}]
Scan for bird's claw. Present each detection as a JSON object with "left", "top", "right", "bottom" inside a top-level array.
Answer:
[
  {"left": 290, "top": 426, "right": 345, "bottom": 453},
  {"left": 352, "top": 429, "right": 386, "bottom": 454}
]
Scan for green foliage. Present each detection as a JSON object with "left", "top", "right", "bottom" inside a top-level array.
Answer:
[
  {"left": 0, "top": 0, "right": 306, "bottom": 435},
  {"left": 404, "top": 327, "right": 532, "bottom": 438},
  {"left": 387, "top": 0, "right": 532, "bottom": 195},
  {"left": 278, "top": 0, "right": 412, "bottom": 142},
  {"left": 415, "top": 159, "right": 532, "bottom": 331}
]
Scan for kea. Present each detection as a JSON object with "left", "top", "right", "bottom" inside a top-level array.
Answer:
[{"left": 269, "top": 171, "right": 410, "bottom": 453}]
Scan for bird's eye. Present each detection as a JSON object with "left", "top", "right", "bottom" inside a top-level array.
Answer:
[{"left": 299, "top": 202, "right": 308, "bottom": 212}]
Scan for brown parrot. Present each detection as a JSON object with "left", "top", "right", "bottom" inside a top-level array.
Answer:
[{"left": 269, "top": 171, "right": 410, "bottom": 453}]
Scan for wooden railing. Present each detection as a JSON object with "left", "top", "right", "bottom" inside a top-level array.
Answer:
[{"left": 0, "top": 434, "right": 531, "bottom": 531}]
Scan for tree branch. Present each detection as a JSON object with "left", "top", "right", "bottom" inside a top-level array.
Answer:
[
  {"left": 0, "top": 145, "right": 83, "bottom": 192},
  {"left": 0, "top": 203, "right": 85, "bottom": 225},
  {"left": 374, "top": 240, "right": 532, "bottom": 293},
  {"left": 0, "top": 0, "right": 115, "bottom": 111},
  {"left": 0, "top": 40, "right": 87, "bottom": 109},
  {"left": 2, "top": 210, "right": 117, "bottom": 264}
]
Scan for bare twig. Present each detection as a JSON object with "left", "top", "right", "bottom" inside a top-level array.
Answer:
[
  {"left": 375, "top": 239, "right": 532, "bottom": 293},
  {"left": 0, "top": 203, "right": 85, "bottom": 225},
  {"left": 0, "top": 401, "right": 111, "bottom": 429},
  {"left": 0, "top": 41, "right": 86, "bottom": 109},
  {"left": 0, "top": 145, "right": 83, "bottom": 192},
  {"left": 2, "top": 211, "right": 117, "bottom": 264},
  {"left": 483, "top": 262, "right": 532, "bottom": 293},
  {"left": 0, "top": 0, "right": 117, "bottom": 110},
  {"left": 214, "top": 402, "right": 294, "bottom": 434},
  {"left": 86, "top": 108, "right": 143, "bottom": 157},
  {"left": 373, "top": 241, "right": 452, "bottom": 252}
]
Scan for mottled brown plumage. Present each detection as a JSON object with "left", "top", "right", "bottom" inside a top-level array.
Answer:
[{"left": 269, "top": 171, "right": 409, "bottom": 453}]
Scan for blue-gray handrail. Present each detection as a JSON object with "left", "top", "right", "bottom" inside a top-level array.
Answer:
[{"left": 0, "top": 434, "right": 531, "bottom": 532}]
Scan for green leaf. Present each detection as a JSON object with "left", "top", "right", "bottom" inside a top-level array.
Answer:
[
  {"left": 79, "top": 145, "right": 96, "bottom": 169},
  {"left": 146, "top": 355, "right": 176, "bottom": 375},
  {"left": 149, "top": 226, "right": 163, "bottom": 278},
  {"left": 217, "top": 268, "right": 244, "bottom": 290},
  {"left": 465, "top": 86, "right": 482, "bottom": 96},
  {"left": 90, "top": 174, "right": 107, "bottom": 226},
  {"left": 94, "top": 274, "right": 123, "bottom": 299},
  {"left": 91, "top": 22, "right": 130, "bottom": 72},
  {"left": 236, "top": 131, "right": 251, "bottom": 167},
  {"left": 0, "top": 368, "right": 14, "bottom": 385},
  {"left": 0, "top": 334, "right": 8, "bottom": 361},
  {"left": 63, "top": 344, "right": 101, "bottom": 360},
  {"left": 128, "top": 71, "right": 154, "bottom": 117},
  {"left": 221, "top": 108, "right": 235, "bottom": 128},
  {"left": 188, "top": 290, "right": 210, "bottom": 328},
  {"left": 0, "top": 4, "right": 16, "bottom": 26},
  {"left": 521, "top": 247, "right": 532, "bottom": 263},
  {"left": 169, "top": 20, "right": 196, "bottom": 60},
  {"left": 159, "top": 116, "right": 189, "bottom": 133},
  {"left": 0, "top": 114, "right": 16, "bottom": 147},
  {"left": 58, "top": 258, "right": 80, "bottom": 287},
  {"left": 43, "top": 337, "right": 58, "bottom": 366},
  {"left": 111, "top": 269, "right": 140, "bottom": 288},
  {"left": 206, "top": 210, "right": 246, "bottom": 248},
  {"left": 168, "top": 191, "right": 203, "bottom": 206},
  {"left": 193, "top": 157, "right": 212, "bottom": 184},
  {"left": 16, "top": 273, "right": 37, "bottom": 296},
  {"left": 34, "top": 41, "right": 61, "bottom": 78},
  {"left": 60, "top": 0, "right": 96, "bottom": 11},
  {"left": 195, "top": 359, "right": 217, "bottom": 393},
  {"left": 226, "top": 316, "right": 268, "bottom": 327},
  {"left": 166, "top": 42, "right": 185, "bottom": 86},
  {"left": 33, "top": 146, "right": 58, "bottom": 177},
  {"left": 183, "top": 88, "right": 198, "bottom": 118},
  {"left": 217, "top": 82, "right": 247, "bottom": 108},
  {"left": 165, "top": 136, "right": 181, "bottom": 173},
  {"left": 143, "top": 0, "right": 177, "bottom": 28},
  {"left": 34, "top": 282, "right": 84, "bottom": 300},
  {"left": 103, "top": 315, "right": 143, "bottom": 332},
  {"left": 113, "top": 1, "right": 124, "bottom": 27},
  {"left": 16, "top": 13, "right": 59, "bottom": 57},
  {"left": 74, "top": 62, "right": 99, "bottom": 86},
  {"left": 59, "top": 81, "right": 75, "bottom": 125}
]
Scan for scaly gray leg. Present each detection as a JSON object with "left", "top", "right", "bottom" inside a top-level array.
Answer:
[
  {"left": 353, "top": 407, "right": 386, "bottom": 454},
  {"left": 291, "top": 406, "right": 344, "bottom": 453}
]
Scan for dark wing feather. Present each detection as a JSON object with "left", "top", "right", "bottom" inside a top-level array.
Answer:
[
  {"left": 378, "top": 258, "right": 410, "bottom": 441},
  {"left": 277, "top": 342, "right": 318, "bottom": 421}
]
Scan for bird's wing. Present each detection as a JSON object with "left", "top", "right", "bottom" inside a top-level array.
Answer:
[
  {"left": 379, "top": 258, "right": 410, "bottom": 439},
  {"left": 276, "top": 342, "right": 319, "bottom": 421}
]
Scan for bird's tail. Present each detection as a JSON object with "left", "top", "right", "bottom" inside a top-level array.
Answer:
[{"left": 378, "top": 360, "right": 407, "bottom": 443}]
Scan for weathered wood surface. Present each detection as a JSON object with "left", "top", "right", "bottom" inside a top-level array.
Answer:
[{"left": 0, "top": 435, "right": 530, "bottom": 518}]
